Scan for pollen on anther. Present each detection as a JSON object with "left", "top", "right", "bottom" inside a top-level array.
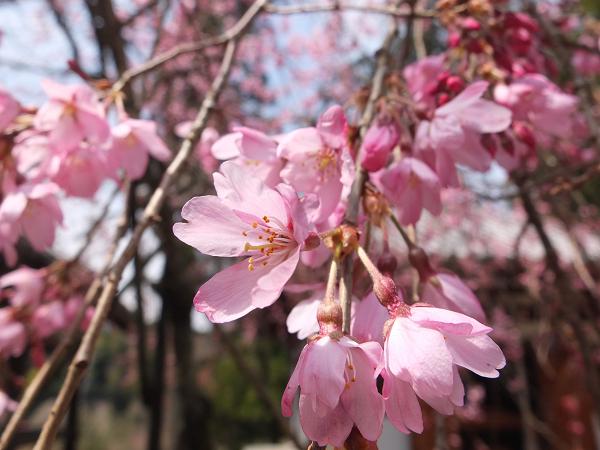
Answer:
[
  {"left": 263, "top": 216, "right": 270, "bottom": 223},
  {"left": 242, "top": 231, "right": 248, "bottom": 237},
  {"left": 252, "top": 222, "right": 258, "bottom": 228},
  {"left": 248, "top": 264, "right": 255, "bottom": 271}
]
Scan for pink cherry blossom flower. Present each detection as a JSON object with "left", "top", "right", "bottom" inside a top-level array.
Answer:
[
  {"left": 494, "top": 74, "right": 578, "bottom": 143},
  {"left": 0, "top": 182, "right": 63, "bottom": 252},
  {"left": 415, "top": 81, "right": 512, "bottom": 185},
  {"left": 0, "top": 308, "right": 26, "bottom": 358},
  {"left": 384, "top": 304, "right": 505, "bottom": 431},
  {"left": 211, "top": 126, "right": 283, "bottom": 187},
  {"left": 34, "top": 79, "right": 110, "bottom": 148},
  {"left": 0, "top": 87, "right": 20, "bottom": 132},
  {"left": 572, "top": 37, "right": 600, "bottom": 77},
  {"left": 360, "top": 117, "right": 400, "bottom": 172},
  {"left": 377, "top": 157, "right": 442, "bottom": 225},
  {"left": 0, "top": 390, "right": 18, "bottom": 420},
  {"left": 278, "top": 105, "right": 354, "bottom": 223},
  {"left": 282, "top": 334, "right": 384, "bottom": 446},
  {"left": 47, "top": 143, "right": 109, "bottom": 197},
  {"left": 108, "top": 118, "right": 171, "bottom": 180},
  {"left": 0, "top": 266, "right": 45, "bottom": 308},
  {"left": 403, "top": 54, "right": 446, "bottom": 109},
  {"left": 173, "top": 161, "right": 310, "bottom": 322},
  {"left": 31, "top": 301, "right": 66, "bottom": 339}
]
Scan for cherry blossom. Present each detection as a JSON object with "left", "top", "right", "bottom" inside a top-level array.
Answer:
[
  {"left": 277, "top": 105, "right": 354, "bottom": 223},
  {"left": 108, "top": 118, "right": 171, "bottom": 180},
  {"left": 282, "top": 334, "right": 384, "bottom": 446},
  {"left": 0, "top": 182, "right": 62, "bottom": 252},
  {"left": 377, "top": 157, "right": 442, "bottom": 225},
  {"left": 415, "top": 81, "right": 512, "bottom": 185},
  {"left": 384, "top": 305, "right": 505, "bottom": 430},
  {"left": 34, "top": 79, "right": 110, "bottom": 149},
  {"left": 211, "top": 126, "right": 283, "bottom": 188},
  {"left": 173, "top": 161, "right": 310, "bottom": 322},
  {"left": 360, "top": 117, "right": 400, "bottom": 172}
]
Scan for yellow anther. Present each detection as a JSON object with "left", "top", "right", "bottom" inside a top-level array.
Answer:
[
  {"left": 252, "top": 222, "right": 258, "bottom": 228},
  {"left": 263, "top": 216, "right": 270, "bottom": 223},
  {"left": 248, "top": 264, "right": 255, "bottom": 271}
]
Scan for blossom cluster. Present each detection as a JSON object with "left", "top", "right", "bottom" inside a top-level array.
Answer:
[
  {"left": 169, "top": 4, "right": 594, "bottom": 442},
  {"left": 172, "top": 92, "right": 511, "bottom": 444},
  {"left": 0, "top": 264, "right": 94, "bottom": 417},
  {"left": 0, "top": 80, "right": 171, "bottom": 265}
]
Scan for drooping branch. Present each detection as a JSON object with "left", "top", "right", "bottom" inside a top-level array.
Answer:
[{"left": 339, "top": 20, "right": 399, "bottom": 334}]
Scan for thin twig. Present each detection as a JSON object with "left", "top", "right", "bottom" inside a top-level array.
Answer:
[
  {"left": 46, "top": 0, "right": 81, "bottom": 65},
  {"left": 340, "top": 18, "right": 399, "bottom": 334},
  {"left": 264, "top": 2, "right": 435, "bottom": 19},
  {"left": 69, "top": 184, "right": 121, "bottom": 265},
  {"left": 111, "top": 0, "right": 267, "bottom": 94}
]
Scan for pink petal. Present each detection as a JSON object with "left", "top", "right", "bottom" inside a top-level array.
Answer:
[
  {"left": 299, "top": 393, "right": 353, "bottom": 447},
  {"left": 211, "top": 132, "right": 241, "bottom": 160},
  {"left": 286, "top": 296, "right": 320, "bottom": 339},
  {"left": 410, "top": 305, "right": 491, "bottom": 336},
  {"left": 301, "top": 336, "right": 348, "bottom": 413},
  {"left": 437, "top": 81, "right": 489, "bottom": 116},
  {"left": 341, "top": 346, "right": 385, "bottom": 441},
  {"left": 277, "top": 127, "right": 322, "bottom": 160},
  {"left": 351, "top": 293, "right": 388, "bottom": 344},
  {"left": 382, "top": 370, "right": 424, "bottom": 434},
  {"left": 282, "top": 345, "right": 309, "bottom": 416},
  {"left": 445, "top": 334, "right": 506, "bottom": 377},
  {"left": 435, "top": 273, "right": 486, "bottom": 322},
  {"left": 173, "top": 196, "right": 247, "bottom": 257},
  {"left": 457, "top": 99, "right": 512, "bottom": 134},
  {"left": 386, "top": 317, "right": 454, "bottom": 395},
  {"left": 316, "top": 105, "right": 347, "bottom": 149},
  {"left": 193, "top": 259, "right": 270, "bottom": 323}
]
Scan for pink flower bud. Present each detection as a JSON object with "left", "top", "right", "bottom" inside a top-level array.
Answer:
[
  {"left": 360, "top": 119, "right": 399, "bottom": 172},
  {"left": 448, "top": 31, "right": 461, "bottom": 48},
  {"left": 461, "top": 17, "right": 481, "bottom": 31},
  {"left": 408, "top": 247, "right": 435, "bottom": 280},
  {"left": 445, "top": 75, "right": 464, "bottom": 93},
  {"left": 513, "top": 121, "right": 535, "bottom": 150}
]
